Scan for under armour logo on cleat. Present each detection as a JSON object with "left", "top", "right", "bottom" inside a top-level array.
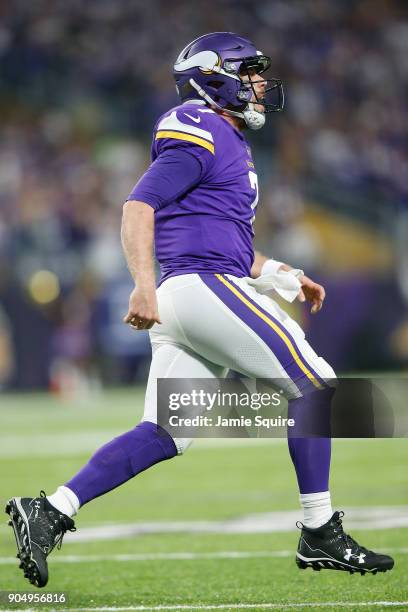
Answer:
[{"left": 344, "top": 548, "right": 366, "bottom": 564}]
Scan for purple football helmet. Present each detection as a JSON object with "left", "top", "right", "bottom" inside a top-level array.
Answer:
[{"left": 173, "top": 32, "right": 284, "bottom": 129}]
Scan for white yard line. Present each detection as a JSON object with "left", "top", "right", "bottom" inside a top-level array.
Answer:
[
  {"left": 0, "top": 434, "right": 283, "bottom": 458},
  {"left": 0, "top": 550, "right": 290, "bottom": 565},
  {"left": 1, "top": 429, "right": 403, "bottom": 459},
  {"left": 59, "top": 506, "right": 408, "bottom": 542},
  {"left": 68, "top": 604, "right": 408, "bottom": 611},
  {"left": 1, "top": 547, "right": 408, "bottom": 565},
  {"left": 0, "top": 506, "right": 408, "bottom": 544},
  {"left": 5, "top": 601, "right": 408, "bottom": 611},
  {"left": 1, "top": 505, "right": 405, "bottom": 539}
]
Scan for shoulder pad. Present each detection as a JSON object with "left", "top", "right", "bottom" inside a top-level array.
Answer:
[{"left": 155, "top": 105, "right": 216, "bottom": 154}]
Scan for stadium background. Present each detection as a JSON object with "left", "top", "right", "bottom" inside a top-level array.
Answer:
[
  {"left": 0, "top": 2, "right": 407, "bottom": 609},
  {"left": 1, "top": 0, "right": 408, "bottom": 391}
]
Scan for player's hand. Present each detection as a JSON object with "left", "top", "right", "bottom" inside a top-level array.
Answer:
[
  {"left": 123, "top": 286, "right": 161, "bottom": 330},
  {"left": 297, "top": 275, "right": 325, "bottom": 314}
]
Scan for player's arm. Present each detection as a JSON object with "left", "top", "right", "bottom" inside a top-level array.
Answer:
[
  {"left": 122, "top": 126, "right": 210, "bottom": 330},
  {"left": 251, "top": 250, "right": 325, "bottom": 314},
  {"left": 121, "top": 200, "right": 161, "bottom": 330}
]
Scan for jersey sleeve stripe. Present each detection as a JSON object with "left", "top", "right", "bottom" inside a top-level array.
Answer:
[{"left": 156, "top": 130, "right": 215, "bottom": 154}]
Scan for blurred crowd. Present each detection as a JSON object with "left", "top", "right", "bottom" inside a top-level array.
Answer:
[{"left": 1, "top": 0, "right": 408, "bottom": 390}]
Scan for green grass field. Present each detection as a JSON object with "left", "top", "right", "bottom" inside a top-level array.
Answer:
[{"left": 0, "top": 389, "right": 407, "bottom": 611}]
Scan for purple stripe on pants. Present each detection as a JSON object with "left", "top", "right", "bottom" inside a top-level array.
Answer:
[{"left": 200, "top": 273, "right": 325, "bottom": 393}]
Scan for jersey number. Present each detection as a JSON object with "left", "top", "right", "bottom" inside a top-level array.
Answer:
[{"left": 248, "top": 170, "right": 259, "bottom": 225}]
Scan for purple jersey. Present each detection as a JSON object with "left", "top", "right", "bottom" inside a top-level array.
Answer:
[{"left": 128, "top": 100, "right": 259, "bottom": 284}]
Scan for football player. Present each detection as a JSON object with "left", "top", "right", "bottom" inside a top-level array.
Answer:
[{"left": 6, "top": 32, "right": 393, "bottom": 587}]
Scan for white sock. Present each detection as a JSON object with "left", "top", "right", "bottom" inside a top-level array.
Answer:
[
  {"left": 300, "top": 491, "right": 332, "bottom": 528},
  {"left": 47, "top": 486, "right": 80, "bottom": 518}
]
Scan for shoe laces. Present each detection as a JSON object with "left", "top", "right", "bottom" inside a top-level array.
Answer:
[
  {"left": 296, "top": 510, "right": 370, "bottom": 555},
  {"left": 333, "top": 511, "right": 370, "bottom": 554},
  {"left": 39, "top": 491, "right": 76, "bottom": 552}
]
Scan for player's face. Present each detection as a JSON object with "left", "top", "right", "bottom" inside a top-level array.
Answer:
[{"left": 240, "top": 68, "right": 267, "bottom": 113}]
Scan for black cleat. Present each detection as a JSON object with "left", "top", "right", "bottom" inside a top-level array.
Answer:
[
  {"left": 5, "top": 491, "right": 76, "bottom": 587},
  {"left": 296, "top": 511, "right": 394, "bottom": 575}
]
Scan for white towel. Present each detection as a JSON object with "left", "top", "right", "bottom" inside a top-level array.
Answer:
[{"left": 246, "top": 268, "right": 304, "bottom": 303}]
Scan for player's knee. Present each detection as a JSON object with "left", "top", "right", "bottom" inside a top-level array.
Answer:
[
  {"left": 288, "top": 385, "right": 335, "bottom": 437},
  {"left": 315, "top": 356, "right": 337, "bottom": 383},
  {"left": 140, "top": 417, "right": 192, "bottom": 455},
  {"left": 172, "top": 437, "right": 193, "bottom": 455}
]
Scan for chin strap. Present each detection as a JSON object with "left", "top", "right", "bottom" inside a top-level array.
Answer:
[
  {"left": 189, "top": 78, "right": 265, "bottom": 130},
  {"left": 243, "top": 103, "right": 265, "bottom": 130}
]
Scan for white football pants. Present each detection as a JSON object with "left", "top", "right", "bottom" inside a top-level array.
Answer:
[{"left": 143, "top": 273, "right": 335, "bottom": 453}]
